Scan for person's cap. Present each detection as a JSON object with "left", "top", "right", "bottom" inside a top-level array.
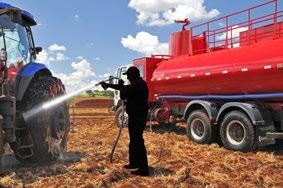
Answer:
[{"left": 123, "top": 66, "right": 140, "bottom": 77}]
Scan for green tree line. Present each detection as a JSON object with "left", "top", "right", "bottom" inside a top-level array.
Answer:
[{"left": 86, "top": 90, "right": 114, "bottom": 97}]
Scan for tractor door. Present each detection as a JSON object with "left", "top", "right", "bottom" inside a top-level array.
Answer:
[{"left": 113, "top": 65, "right": 129, "bottom": 107}]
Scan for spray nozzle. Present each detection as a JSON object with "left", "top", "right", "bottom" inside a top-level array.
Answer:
[
  {"left": 95, "top": 76, "right": 119, "bottom": 87},
  {"left": 175, "top": 18, "right": 190, "bottom": 31}
]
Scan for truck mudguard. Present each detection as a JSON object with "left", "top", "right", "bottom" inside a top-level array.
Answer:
[
  {"left": 216, "top": 102, "right": 265, "bottom": 126},
  {"left": 15, "top": 62, "right": 52, "bottom": 101},
  {"left": 183, "top": 100, "right": 218, "bottom": 122}
]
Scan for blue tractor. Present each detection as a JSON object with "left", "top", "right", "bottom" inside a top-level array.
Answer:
[{"left": 0, "top": 3, "right": 70, "bottom": 163}]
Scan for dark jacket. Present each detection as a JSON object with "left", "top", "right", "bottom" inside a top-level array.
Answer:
[
  {"left": 106, "top": 77, "right": 149, "bottom": 115},
  {"left": 120, "top": 77, "right": 149, "bottom": 115}
]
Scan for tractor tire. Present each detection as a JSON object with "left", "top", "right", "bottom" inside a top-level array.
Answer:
[
  {"left": 186, "top": 110, "right": 215, "bottom": 144},
  {"left": 12, "top": 76, "right": 70, "bottom": 163},
  {"left": 115, "top": 106, "right": 128, "bottom": 128},
  {"left": 220, "top": 111, "right": 256, "bottom": 152}
]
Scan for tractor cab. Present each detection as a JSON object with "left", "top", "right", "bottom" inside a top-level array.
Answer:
[
  {"left": 0, "top": 3, "right": 40, "bottom": 83},
  {"left": 0, "top": 2, "right": 70, "bottom": 164}
]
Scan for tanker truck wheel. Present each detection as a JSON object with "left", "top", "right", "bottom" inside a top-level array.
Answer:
[
  {"left": 115, "top": 106, "right": 128, "bottom": 128},
  {"left": 220, "top": 111, "right": 256, "bottom": 152},
  {"left": 186, "top": 110, "right": 215, "bottom": 144},
  {"left": 13, "top": 76, "right": 70, "bottom": 163}
]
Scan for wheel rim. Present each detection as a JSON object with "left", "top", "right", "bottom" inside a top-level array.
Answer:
[
  {"left": 118, "top": 111, "right": 128, "bottom": 127},
  {"left": 226, "top": 120, "right": 246, "bottom": 146},
  {"left": 191, "top": 118, "right": 206, "bottom": 140}
]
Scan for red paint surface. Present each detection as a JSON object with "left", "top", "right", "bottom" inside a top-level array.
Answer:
[{"left": 152, "top": 37, "right": 283, "bottom": 96}]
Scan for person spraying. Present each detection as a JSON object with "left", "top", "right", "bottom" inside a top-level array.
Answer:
[{"left": 101, "top": 66, "right": 149, "bottom": 176}]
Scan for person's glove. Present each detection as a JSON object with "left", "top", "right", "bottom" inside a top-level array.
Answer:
[
  {"left": 101, "top": 81, "right": 108, "bottom": 90},
  {"left": 118, "top": 79, "right": 124, "bottom": 86}
]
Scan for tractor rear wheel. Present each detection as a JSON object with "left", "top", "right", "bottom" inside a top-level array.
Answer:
[{"left": 12, "top": 76, "right": 70, "bottom": 163}]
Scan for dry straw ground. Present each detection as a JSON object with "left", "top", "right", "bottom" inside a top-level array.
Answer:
[{"left": 0, "top": 97, "right": 283, "bottom": 188}]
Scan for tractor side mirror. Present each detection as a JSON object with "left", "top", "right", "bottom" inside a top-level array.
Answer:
[{"left": 35, "top": 47, "right": 42, "bottom": 54}]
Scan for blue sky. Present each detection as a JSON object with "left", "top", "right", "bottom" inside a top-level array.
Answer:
[{"left": 5, "top": 0, "right": 281, "bottom": 91}]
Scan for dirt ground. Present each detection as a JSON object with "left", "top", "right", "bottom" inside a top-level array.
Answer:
[{"left": 0, "top": 97, "right": 283, "bottom": 188}]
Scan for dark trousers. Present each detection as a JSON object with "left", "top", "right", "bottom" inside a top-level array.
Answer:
[{"left": 128, "top": 113, "right": 148, "bottom": 171}]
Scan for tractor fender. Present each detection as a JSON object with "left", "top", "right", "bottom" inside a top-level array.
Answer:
[
  {"left": 216, "top": 102, "right": 265, "bottom": 126},
  {"left": 183, "top": 100, "right": 218, "bottom": 122},
  {"left": 15, "top": 62, "right": 52, "bottom": 101}
]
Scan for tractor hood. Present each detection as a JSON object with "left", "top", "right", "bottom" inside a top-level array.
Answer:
[{"left": 0, "top": 2, "right": 36, "bottom": 26}]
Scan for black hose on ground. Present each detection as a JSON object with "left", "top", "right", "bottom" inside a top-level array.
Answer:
[{"left": 109, "top": 100, "right": 125, "bottom": 163}]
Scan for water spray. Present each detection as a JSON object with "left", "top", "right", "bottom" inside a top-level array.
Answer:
[{"left": 22, "top": 76, "right": 119, "bottom": 122}]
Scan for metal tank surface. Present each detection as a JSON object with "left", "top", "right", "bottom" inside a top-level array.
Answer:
[{"left": 150, "top": 2, "right": 283, "bottom": 101}]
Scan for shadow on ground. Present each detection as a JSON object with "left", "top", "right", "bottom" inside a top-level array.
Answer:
[
  {"left": 260, "top": 140, "right": 283, "bottom": 156},
  {"left": 149, "top": 166, "right": 174, "bottom": 176},
  {"left": 146, "top": 122, "right": 186, "bottom": 136},
  {"left": 1, "top": 151, "right": 86, "bottom": 183}
]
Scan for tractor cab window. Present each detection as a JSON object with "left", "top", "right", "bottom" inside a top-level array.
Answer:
[{"left": 0, "top": 14, "right": 31, "bottom": 68}]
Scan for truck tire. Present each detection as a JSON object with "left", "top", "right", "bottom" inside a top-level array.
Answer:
[
  {"left": 13, "top": 76, "right": 70, "bottom": 163},
  {"left": 186, "top": 110, "right": 214, "bottom": 144},
  {"left": 115, "top": 106, "right": 128, "bottom": 128},
  {"left": 220, "top": 111, "right": 256, "bottom": 152}
]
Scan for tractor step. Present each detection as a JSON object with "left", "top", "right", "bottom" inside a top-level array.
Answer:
[
  {"left": 17, "top": 144, "right": 34, "bottom": 159},
  {"left": 17, "top": 151, "right": 33, "bottom": 159},
  {"left": 14, "top": 126, "right": 35, "bottom": 159}
]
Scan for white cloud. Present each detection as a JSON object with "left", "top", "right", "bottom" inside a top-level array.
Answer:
[
  {"left": 121, "top": 31, "right": 168, "bottom": 56},
  {"left": 74, "top": 14, "right": 79, "bottom": 19},
  {"left": 71, "top": 59, "right": 95, "bottom": 78},
  {"left": 53, "top": 57, "right": 97, "bottom": 93},
  {"left": 36, "top": 44, "right": 106, "bottom": 93},
  {"left": 76, "top": 56, "right": 84, "bottom": 60},
  {"left": 128, "top": 0, "right": 220, "bottom": 26},
  {"left": 86, "top": 42, "right": 94, "bottom": 47},
  {"left": 98, "top": 73, "right": 111, "bottom": 78},
  {"left": 36, "top": 49, "right": 55, "bottom": 65},
  {"left": 35, "top": 44, "right": 101, "bottom": 93},
  {"left": 217, "top": 25, "right": 248, "bottom": 47},
  {"left": 36, "top": 44, "right": 69, "bottom": 65},
  {"left": 48, "top": 44, "right": 67, "bottom": 51},
  {"left": 95, "top": 57, "right": 100, "bottom": 61},
  {"left": 217, "top": 26, "right": 248, "bottom": 40},
  {"left": 55, "top": 52, "right": 67, "bottom": 61}
]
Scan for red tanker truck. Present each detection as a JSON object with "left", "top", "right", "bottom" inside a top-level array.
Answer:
[{"left": 114, "top": 0, "right": 283, "bottom": 152}]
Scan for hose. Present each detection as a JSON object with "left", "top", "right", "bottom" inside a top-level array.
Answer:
[{"left": 109, "top": 100, "right": 125, "bottom": 163}]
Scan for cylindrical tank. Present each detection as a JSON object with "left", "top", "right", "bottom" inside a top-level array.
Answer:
[{"left": 152, "top": 37, "right": 283, "bottom": 100}]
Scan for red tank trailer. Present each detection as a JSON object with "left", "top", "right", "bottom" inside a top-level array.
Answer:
[{"left": 115, "top": 0, "right": 283, "bottom": 152}]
